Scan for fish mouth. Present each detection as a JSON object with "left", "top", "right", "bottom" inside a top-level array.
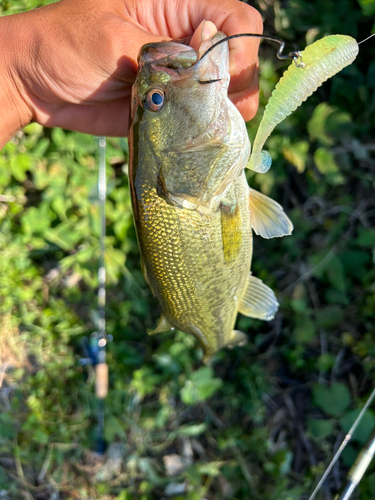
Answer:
[
  {"left": 138, "top": 42, "right": 198, "bottom": 69},
  {"left": 197, "top": 78, "right": 222, "bottom": 84},
  {"left": 138, "top": 32, "right": 229, "bottom": 83}
]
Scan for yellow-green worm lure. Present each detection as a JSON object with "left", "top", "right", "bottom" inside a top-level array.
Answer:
[{"left": 248, "top": 35, "right": 359, "bottom": 173}]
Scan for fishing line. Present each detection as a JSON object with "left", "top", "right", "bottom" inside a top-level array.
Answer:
[
  {"left": 199, "top": 33, "right": 301, "bottom": 62},
  {"left": 358, "top": 33, "right": 375, "bottom": 45}
]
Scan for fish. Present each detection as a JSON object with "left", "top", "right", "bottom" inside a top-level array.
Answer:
[{"left": 128, "top": 30, "right": 293, "bottom": 362}]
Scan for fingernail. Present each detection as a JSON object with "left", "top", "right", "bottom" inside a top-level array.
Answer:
[{"left": 201, "top": 20, "right": 217, "bottom": 42}]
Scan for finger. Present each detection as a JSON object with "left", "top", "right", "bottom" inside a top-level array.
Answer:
[
  {"left": 228, "top": 76, "right": 259, "bottom": 123},
  {"left": 210, "top": 2, "right": 262, "bottom": 121},
  {"left": 189, "top": 20, "right": 217, "bottom": 51},
  {"left": 108, "top": 20, "right": 172, "bottom": 68},
  {"left": 33, "top": 98, "right": 131, "bottom": 137},
  {"left": 179, "top": 0, "right": 263, "bottom": 121}
]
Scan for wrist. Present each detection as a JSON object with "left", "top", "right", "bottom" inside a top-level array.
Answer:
[{"left": 0, "top": 13, "right": 33, "bottom": 149}]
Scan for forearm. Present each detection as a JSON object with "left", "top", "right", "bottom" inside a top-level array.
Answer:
[{"left": 0, "top": 13, "right": 33, "bottom": 150}]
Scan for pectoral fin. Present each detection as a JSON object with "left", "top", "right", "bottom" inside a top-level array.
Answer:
[
  {"left": 148, "top": 315, "right": 173, "bottom": 335},
  {"left": 249, "top": 188, "right": 293, "bottom": 239},
  {"left": 238, "top": 274, "right": 278, "bottom": 321}
]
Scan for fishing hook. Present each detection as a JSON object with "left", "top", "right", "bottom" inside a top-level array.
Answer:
[
  {"left": 199, "top": 33, "right": 301, "bottom": 63},
  {"left": 198, "top": 33, "right": 302, "bottom": 84}
]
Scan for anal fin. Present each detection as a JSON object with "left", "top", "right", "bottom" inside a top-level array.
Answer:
[
  {"left": 238, "top": 274, "right": 278, "bottom": 321},
  {"left": 249, "top": 187, "right": 293, "bottom": 239},
  {"left": 225, "top": 330, "right": 248, "bottom": 349},
  {"left": 148, "top": 315, "right": 173, "bottom": 335}
]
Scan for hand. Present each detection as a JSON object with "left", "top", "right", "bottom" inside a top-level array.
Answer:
[{"left": 0, "top": 0, "right": 262, "bottom": 147}]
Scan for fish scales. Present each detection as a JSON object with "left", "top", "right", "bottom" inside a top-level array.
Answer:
[{"left": 132, "top": 144, "right": 252, "bottom": 357}]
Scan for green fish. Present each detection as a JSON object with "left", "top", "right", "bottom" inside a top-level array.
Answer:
[{"left": 128, "top": 32, "right": 293, "bottom": 361}]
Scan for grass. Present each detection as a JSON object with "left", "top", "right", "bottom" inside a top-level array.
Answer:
[{"left": 1, "top": 0, "right": 375, "bottom": 498}]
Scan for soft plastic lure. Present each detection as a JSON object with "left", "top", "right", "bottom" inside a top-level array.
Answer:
[{"left": 248, "top": 35, "right": 359, "bottom": 173}]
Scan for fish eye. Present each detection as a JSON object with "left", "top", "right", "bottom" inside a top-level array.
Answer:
[{"left": 145, "top": 89, "right": 165, "bottom": 112}]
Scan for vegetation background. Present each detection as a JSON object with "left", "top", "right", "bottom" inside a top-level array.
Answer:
[{"left": 0, "top": 0, "right": 375, "bottom": 498}]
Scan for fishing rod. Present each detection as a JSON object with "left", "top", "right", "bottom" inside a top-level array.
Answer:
[
  {"left": 95, "top": 136, "right": 109, "bottom": 454},
  {"left": 79, "top": 136, "right": 109, "bottom": 454},
  {"left": 335, "top": 426, "right": 375, "bottom": 500},
  {"left": 309, "top": 387, "right": 375, "bottom": 500}
]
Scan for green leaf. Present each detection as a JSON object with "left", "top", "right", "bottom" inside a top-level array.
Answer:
[
  {"left": 357, "top": 227, "right": 375, "bottom": 247},
  {"left": 367, "top": 60, "right": 375, "bottom": 89},
  {"left": 368, "top": 473, "right": 375, "bottom": 496},
  {"left": 105, "top": 247, "right": 126, "bottom": 283},
  {"left": 10, "top": 153, "right": 31, "bottom": 182},
  {"left": 32, "top": 138, "right": 50, "bottom": 157},
  {"left": 51, "top": 127, "right": 66, "bottom": 147},
  {"left": 339, "top": 251, "right": 370, "bottom": 279},
  {"left": 307, "top": 103, "right": 335, "bottom": 146},
  {"left": 282, "top": 141, "right": 309, "bottom": 173},
  {"left": 325, "top": 289, "right": 350, "bottom": 306},
  {"left": 316, "top": 306, "right": 343, "bottom": 328},
  {"left": 325, "top": 108, "right": 352, "bottom": 139},
  {"left": 342, "top": 445, "right": 358, "bottom": 467},
  {"left": 294, "top": 316, "right": 316, "bottom": 343},
  {"left": 173, "top": 423, "right": 207, "bottom": 437},
  {"left": 312, "top": 383, "right": 351, "bottom": 418},
  {"left": 357, "top": 0, "right": 375, "bottom": 16},
  {"left": 180, "top": 366, "right": 222, "bottom": 405},
  {"left": 23, "top": 122, "right": 43, "bottom": 136},
  {"left": 44, "top": 221, "right": 84, "bottom": 250},
  {"left": 116, "top": 492, "right": 133, "bottom": 500},
  {"left": 308, "top": 103, "right": 352, "bottom": 145},
  {"left": 307, "top": 418, "right": 334, "bottom": 439},
  {"left": 130, "top": 367, "right": 161, "bottom": 398},
  {"left": 314, "top": 148, "right": 344, "bottom": 185},
  {"left": 196, "top": 462, "right": 222, "bottom": 476},
  {"left": 326, "top": 255, "right": 346, "bottom": 292},
  {"left": 104, "top": 415, "right": 126, "bottom": 442},
  {"left": 339, "top": 409, "right": 375, "bottom": 445},
  {"left": 21, "top": 206, "right": 51, "bottom": 235},
  {"left": 0, "top": 420, "right": 17, "bottom": 439},
  {"left": 0, "top": 157, "right": 11, "bottom": 186},
  {"left": 317, "top": 353, "right": 335, "bottom": 372}
]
